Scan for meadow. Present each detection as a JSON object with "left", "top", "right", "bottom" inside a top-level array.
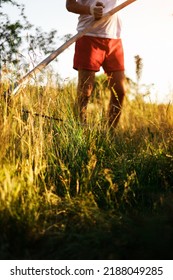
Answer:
[{"left": 0, "top": 76, "right": 173, "bottom": 259}]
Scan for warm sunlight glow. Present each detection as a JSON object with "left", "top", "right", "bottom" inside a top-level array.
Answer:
[{"left": 5, "top": 0, "right": 173, "bottom": 103}]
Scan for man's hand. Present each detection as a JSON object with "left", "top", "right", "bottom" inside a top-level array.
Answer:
[{"left": 90, "top": 1, "right": 105, "bottom": 20}]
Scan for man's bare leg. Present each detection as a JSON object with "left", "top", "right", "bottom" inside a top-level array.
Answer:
[
  {"left": 75, "top": 69, "right": 95, "bottom": 124},
  {"left": 107, "top": 71, "right": 126, "bottom": 128}
]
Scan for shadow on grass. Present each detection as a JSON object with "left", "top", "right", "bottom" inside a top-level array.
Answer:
[{"left": 1, "top": 196, "right": 173, "bottom": 260}]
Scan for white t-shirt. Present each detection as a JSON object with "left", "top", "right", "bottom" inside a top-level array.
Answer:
[{"left": 77, "top": 0, "right": 122, "bottom": 38}]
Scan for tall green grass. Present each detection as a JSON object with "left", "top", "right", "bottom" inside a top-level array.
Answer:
[{"left": 0, "top": 78, "right": 173, "bottom": 259}]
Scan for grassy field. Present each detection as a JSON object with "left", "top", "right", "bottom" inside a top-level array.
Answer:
[{"left": 0, "top": 78, "right": 173, "bottom": 259}]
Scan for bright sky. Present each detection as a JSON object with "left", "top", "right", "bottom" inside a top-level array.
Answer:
[{"left": 4, "top": 0, "right": 173, "bottom": 103}]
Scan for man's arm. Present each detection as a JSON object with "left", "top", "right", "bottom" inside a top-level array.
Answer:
[
  {"left": 66, "top": 0, "right": 90, "bottom": 15},
  {"left": 66, "top": 0, "right": 104, "bottom": 19}
]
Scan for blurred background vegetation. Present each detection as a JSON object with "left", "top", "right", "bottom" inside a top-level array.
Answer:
[{"left": 0, "top": 0, "right": 173, "bottom": 260}]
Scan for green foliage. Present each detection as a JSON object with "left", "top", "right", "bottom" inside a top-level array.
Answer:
[
  {"left": 0, "top": 79, "right": 173, "bottom": 259},
  {"left": 0, "top": 0, "right": 58, "bottom": 69},
  {"left": 0, "top": 1, "right": 31, "bottom": 65}
]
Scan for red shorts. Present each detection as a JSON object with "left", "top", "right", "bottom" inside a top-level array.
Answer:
[{"left": 73, "top": 36, "right": 124, "bottom": 72}]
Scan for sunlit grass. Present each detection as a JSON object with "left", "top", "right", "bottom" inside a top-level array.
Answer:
[{"left": 0, "top": 77, "right": 173, "bottom": 259}]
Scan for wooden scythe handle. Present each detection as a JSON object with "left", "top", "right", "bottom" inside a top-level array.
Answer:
[{"left": 11, "top": 0, "right": 137, "bottom": 96}]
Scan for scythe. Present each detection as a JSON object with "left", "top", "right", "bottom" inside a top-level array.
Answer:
[{"left": 6, "top": 0, "right": 137, "bottom": 97}]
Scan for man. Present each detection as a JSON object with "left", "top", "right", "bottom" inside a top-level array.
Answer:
[{"left": 66, "top": 0, "right": 126, "bottom": 128}]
